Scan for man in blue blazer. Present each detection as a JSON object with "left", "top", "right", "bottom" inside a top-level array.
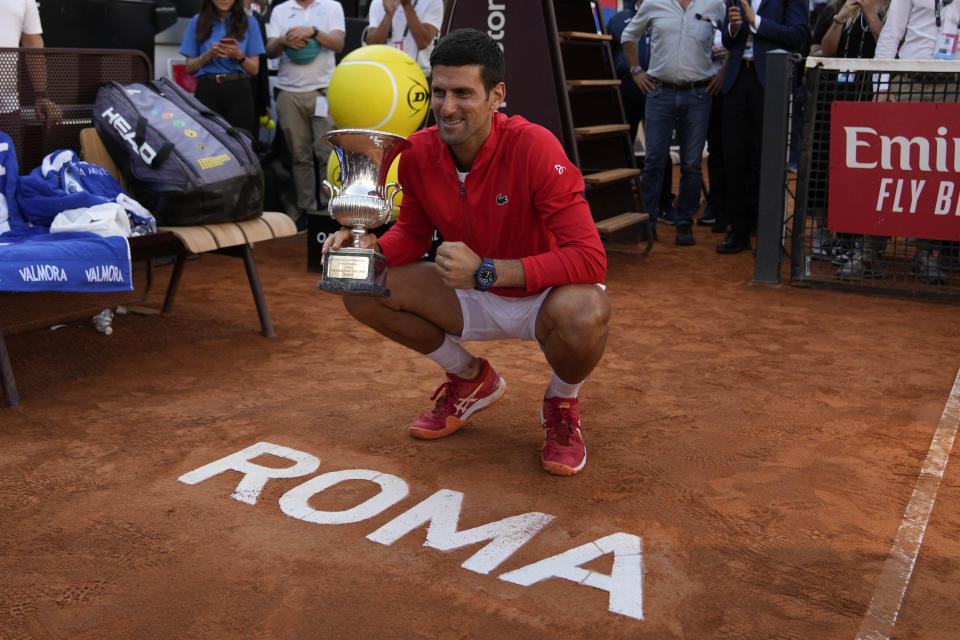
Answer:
[{"left": 715, "top": 0, "right": 807, "bottom": 254}]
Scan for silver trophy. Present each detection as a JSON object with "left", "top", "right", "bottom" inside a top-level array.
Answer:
[{"left": 317, "top": 128, "right": 410, "bottom": 297}]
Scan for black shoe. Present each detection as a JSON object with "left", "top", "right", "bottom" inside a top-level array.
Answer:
[
  {"left": 716, "top": 233, "right": 751, "bottom": 254},
  {"left": 697, "top": 206, "right": 716, "bottom": 226},
  {"left": 675, "top": 224, "right": 695, "bottom": 246},
  {"left": 659, "top": 207, "right": 677, "bottom": 225}
]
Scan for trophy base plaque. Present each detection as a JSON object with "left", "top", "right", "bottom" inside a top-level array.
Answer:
[{"left": 317, "top": 246, "right": 390, "bottom": 297}]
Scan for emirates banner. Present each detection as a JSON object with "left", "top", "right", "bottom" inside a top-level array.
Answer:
[{"left": 829, "top": 102, "right": 960, "bottom": 241}]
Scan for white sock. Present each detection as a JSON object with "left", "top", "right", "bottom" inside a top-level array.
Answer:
[
  {"left": 425, "top": 334, "right": 475, "bottom": 378},
  {"left": 545, "top": 372, "right": 583, "bottom": 399}
]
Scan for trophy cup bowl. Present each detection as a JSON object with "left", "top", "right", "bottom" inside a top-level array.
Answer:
[{"left": 317, "top": 128, "right": 411, "bottom": 297}]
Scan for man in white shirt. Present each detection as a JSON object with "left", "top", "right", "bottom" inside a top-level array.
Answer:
[
  {"left": 621, "top": 0, "right": 725, "bottom": 246},
  {"left": 365, "top": 0, "right": 443, "bottom": 77},
  {"left": 266, "top": 0, "right": 344, "bottom": 223},
  {"left": 1, "top": 0, "right": 60, "bottom": 122}
]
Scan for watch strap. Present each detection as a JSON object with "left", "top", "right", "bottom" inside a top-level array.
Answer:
[{"left": 474, "top": 257, "right": 496, "bottom": 291}]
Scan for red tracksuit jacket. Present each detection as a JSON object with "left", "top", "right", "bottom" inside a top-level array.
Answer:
[{"left": 377, "top": 112, "right": 607, "bottom": 298}]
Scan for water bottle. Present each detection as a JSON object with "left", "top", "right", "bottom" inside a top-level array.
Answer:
[{"left": 92, "top": 309, "right": 113, "bottom": 335}]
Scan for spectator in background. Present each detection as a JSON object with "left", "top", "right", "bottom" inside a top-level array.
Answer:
[
  {"left": 621, "top": 0, "right": 725, "bottom": 246},
  {"left": 245, "top": 0, "right": 272, "bottom": 144},
  {"left": 715, "top": 0, "right": 808, "bottom": 255},
  {"left": 364, "top": 0, "right": 443, "bottom": 78},
  {"left": 180, "top": 0, "right": 265, "bottom": 135},
  {"left": 809, "top": 0, "right": 889, "bottom": 279},
  {"left": 874, "top": 0, "right": 959, "bottom": 282},
  {"left": 266, "top": 0, "right": 344, "bottom": 230},
  {"left": 1, "top": 0, "right": 62, "bottom": 171},
  {"left": 698, "top": 13, "right": 729, "bottom": 233},
  {"left": 607, "top": 0, "right": 674, "bottom": 235}
]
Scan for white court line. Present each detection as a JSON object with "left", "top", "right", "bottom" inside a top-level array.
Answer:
[{"left": 856, "top": 369, "right": 960, "bottom": 640}]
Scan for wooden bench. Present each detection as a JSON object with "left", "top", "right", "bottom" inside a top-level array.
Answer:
[
  {"left": 78, "top": 127, "right": 296, "bottom": 339},
  {"left": 0, "top": 130, "right": 296, "bottom": 408}
]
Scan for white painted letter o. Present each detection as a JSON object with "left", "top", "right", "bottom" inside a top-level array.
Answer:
[{"left": 279, "top": 469, "right": 409, "bottom": 525}]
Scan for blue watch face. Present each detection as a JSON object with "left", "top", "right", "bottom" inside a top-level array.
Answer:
[
  {"left": 476, "top": 260, "right": 496, "bottom": 290},
  {"left": 478, "top": 269, "right": 495, "bottom": 287}
]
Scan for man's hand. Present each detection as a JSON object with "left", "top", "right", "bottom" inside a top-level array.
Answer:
[
  {"left": 384, "top": 0, "right": 401, "bottom": 14},
  {"left": 728, "top": 4, "right": 742, "bottom": 35},
  {"left": 711, "top": 45, "right": 728, "bottom": 61},
  {"left": 321, "top": 227, "right": 379, "bottom": 263},
  {"left": 35, "top": 96, "right": 61, "bottom": 128},
  {"left": 740, "top": 0, "right": 756, "bottom": 28},
  {"left": 399, "top": 0, "right": 413, "bottom": 7},
  {"left": 283, "top": 27, "right": 313, "bottom": 49},
  {"left": 435, "top": 241, "right": 482, "bottom": 290},
  {"left": 631, "top": 69, "right": 657, "bottom": 95}
]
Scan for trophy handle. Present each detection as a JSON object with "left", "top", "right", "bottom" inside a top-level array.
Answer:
[
  {"left": 384, "top": 182, "right": 403, "bottom": 211},
  {"left": 322, "top": 180, "right": 340, "bottom": 200}
]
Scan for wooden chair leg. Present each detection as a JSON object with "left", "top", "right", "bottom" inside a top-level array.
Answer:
[
  {"left": 0, "top": 319, "right": 21, "bottom": 408},
  {"left": 239, "top": 244, "right": 275, "bottom": 338},
  {"left": 161, "top": 253, "right": 187, "bottom": 314}
]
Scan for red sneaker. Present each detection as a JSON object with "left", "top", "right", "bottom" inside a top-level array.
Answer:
[
  {"left": 409, "top": 359, "right": 506, "bottom": 439},
  {"left": 540, "top": 397, "right": 586, "bottom": 476}
]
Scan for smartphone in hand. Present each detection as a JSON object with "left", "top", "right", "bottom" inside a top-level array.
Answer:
[{"left": 220, "top": 38, "right": 238, "bottom": 46}]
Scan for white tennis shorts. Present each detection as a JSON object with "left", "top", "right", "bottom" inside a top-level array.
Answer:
[{"left": 452, "top": 287, "right": 554, "bottom": 343}]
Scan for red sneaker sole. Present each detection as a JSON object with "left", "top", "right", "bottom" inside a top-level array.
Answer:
[
  {"left": 409, "top": 379, "right": 507, "bottom": 440},
  {"left": 541, "top": 456, "right": 586, "bottom": 476}
]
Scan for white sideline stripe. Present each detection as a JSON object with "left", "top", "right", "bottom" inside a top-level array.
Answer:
[{"left": 856, "top": 368, "right": 960, "bottom": 640}]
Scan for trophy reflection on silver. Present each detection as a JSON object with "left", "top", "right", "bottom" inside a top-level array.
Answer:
[{"left": 317, "top": 128, "right": 410, "bottom": 297}]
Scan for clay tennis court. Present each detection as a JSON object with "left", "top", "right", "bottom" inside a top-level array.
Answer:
[{"left": 2, "top": 226, "right": 959, "bottom": 639}]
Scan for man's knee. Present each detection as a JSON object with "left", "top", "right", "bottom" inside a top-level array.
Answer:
[{"left": 541, "top": 285, "right": 611, "bottom": 341}]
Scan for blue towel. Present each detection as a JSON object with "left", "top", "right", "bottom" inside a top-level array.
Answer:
[
  {"left": 0, "top": 230, "right": 133, "bottom": 292},
  {"left": 17, "top": 149, "right": 155, "bottom": 230},
  {"left": 0, "top": 134, "right": 133, "bottom": 293}
]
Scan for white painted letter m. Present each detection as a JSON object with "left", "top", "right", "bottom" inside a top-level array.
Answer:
[{"left": 366, "top": 489, "right": 555, "bottom": 575}]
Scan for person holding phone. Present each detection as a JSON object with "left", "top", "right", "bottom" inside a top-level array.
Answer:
[{"left": 180, "top": 0, "right": 265, "bottom": 134}]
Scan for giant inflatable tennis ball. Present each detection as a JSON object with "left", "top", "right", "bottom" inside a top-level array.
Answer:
[
  {"left": 326, "top": 153, "right": 404, "bottom": 220},
  {"left": 327, "top": 45, "right": 429, "bottom": 137},
  {"left": 285, "top": 38, "right": 322, "bottom": 65}
]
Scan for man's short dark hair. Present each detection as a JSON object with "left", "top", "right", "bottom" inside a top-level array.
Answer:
[{"left": 429, "top": 28, "right": 505, "bottom": 94}]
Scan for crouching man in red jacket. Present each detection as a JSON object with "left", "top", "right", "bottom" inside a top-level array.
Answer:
[{"left": 322, "top": 28, "right": 610, "bottom": 476}]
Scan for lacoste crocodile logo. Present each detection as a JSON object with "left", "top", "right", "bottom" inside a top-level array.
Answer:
[{"left": 496, "top": 193, "right": 509, "bottom": 206}]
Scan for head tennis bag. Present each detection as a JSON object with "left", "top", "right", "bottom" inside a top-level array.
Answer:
[{"left": 93, "top": 77, "right": 263, "bottom": 226}]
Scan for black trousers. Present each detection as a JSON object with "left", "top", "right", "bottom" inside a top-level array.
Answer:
[
  {"left": 195, "top": 75, "right": 256, "bottom": 137},
  {"left": 706, "top": 93, "right": 725, "bottom": 224},
  {"left": 721, "top": 63, "right": 765, "bottom": 239}
]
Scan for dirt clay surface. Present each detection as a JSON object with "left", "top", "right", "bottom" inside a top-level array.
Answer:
[{"left": 3, "top": 226, "right": 960, "bottom": 639}]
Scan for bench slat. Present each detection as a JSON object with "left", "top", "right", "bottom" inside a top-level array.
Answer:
[
  {"left": 595, "top": 212, "right": 649, "bottom": 234},
  {"left": 234, "top": 217, "right": 275, "bottom": 243},
  {"left": 260, "top": 211, "right": 298, "bottom": 239},
  {"left": 583, "top": 168, "right": 642, "bottom": 184},
  {"left": 158, "top": 225, "right": 218, "bottom": 253},
  {"left": 203, "top": 222, "right": 247, "bottom": 248}
]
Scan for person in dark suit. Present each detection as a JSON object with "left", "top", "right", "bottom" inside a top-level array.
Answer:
[{"left": 715, "top": 0, "right": 807, "bottom": 254}]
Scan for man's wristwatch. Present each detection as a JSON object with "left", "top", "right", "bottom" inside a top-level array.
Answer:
[
  {"left": 474, "top": 258, "right": 497, "bottom": 291},
  {"left": 311, "top": 26, "right": 319, "bottom": 39},
  {"left": 630, "top": 65, "right": 643, "bottom": 74}
]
